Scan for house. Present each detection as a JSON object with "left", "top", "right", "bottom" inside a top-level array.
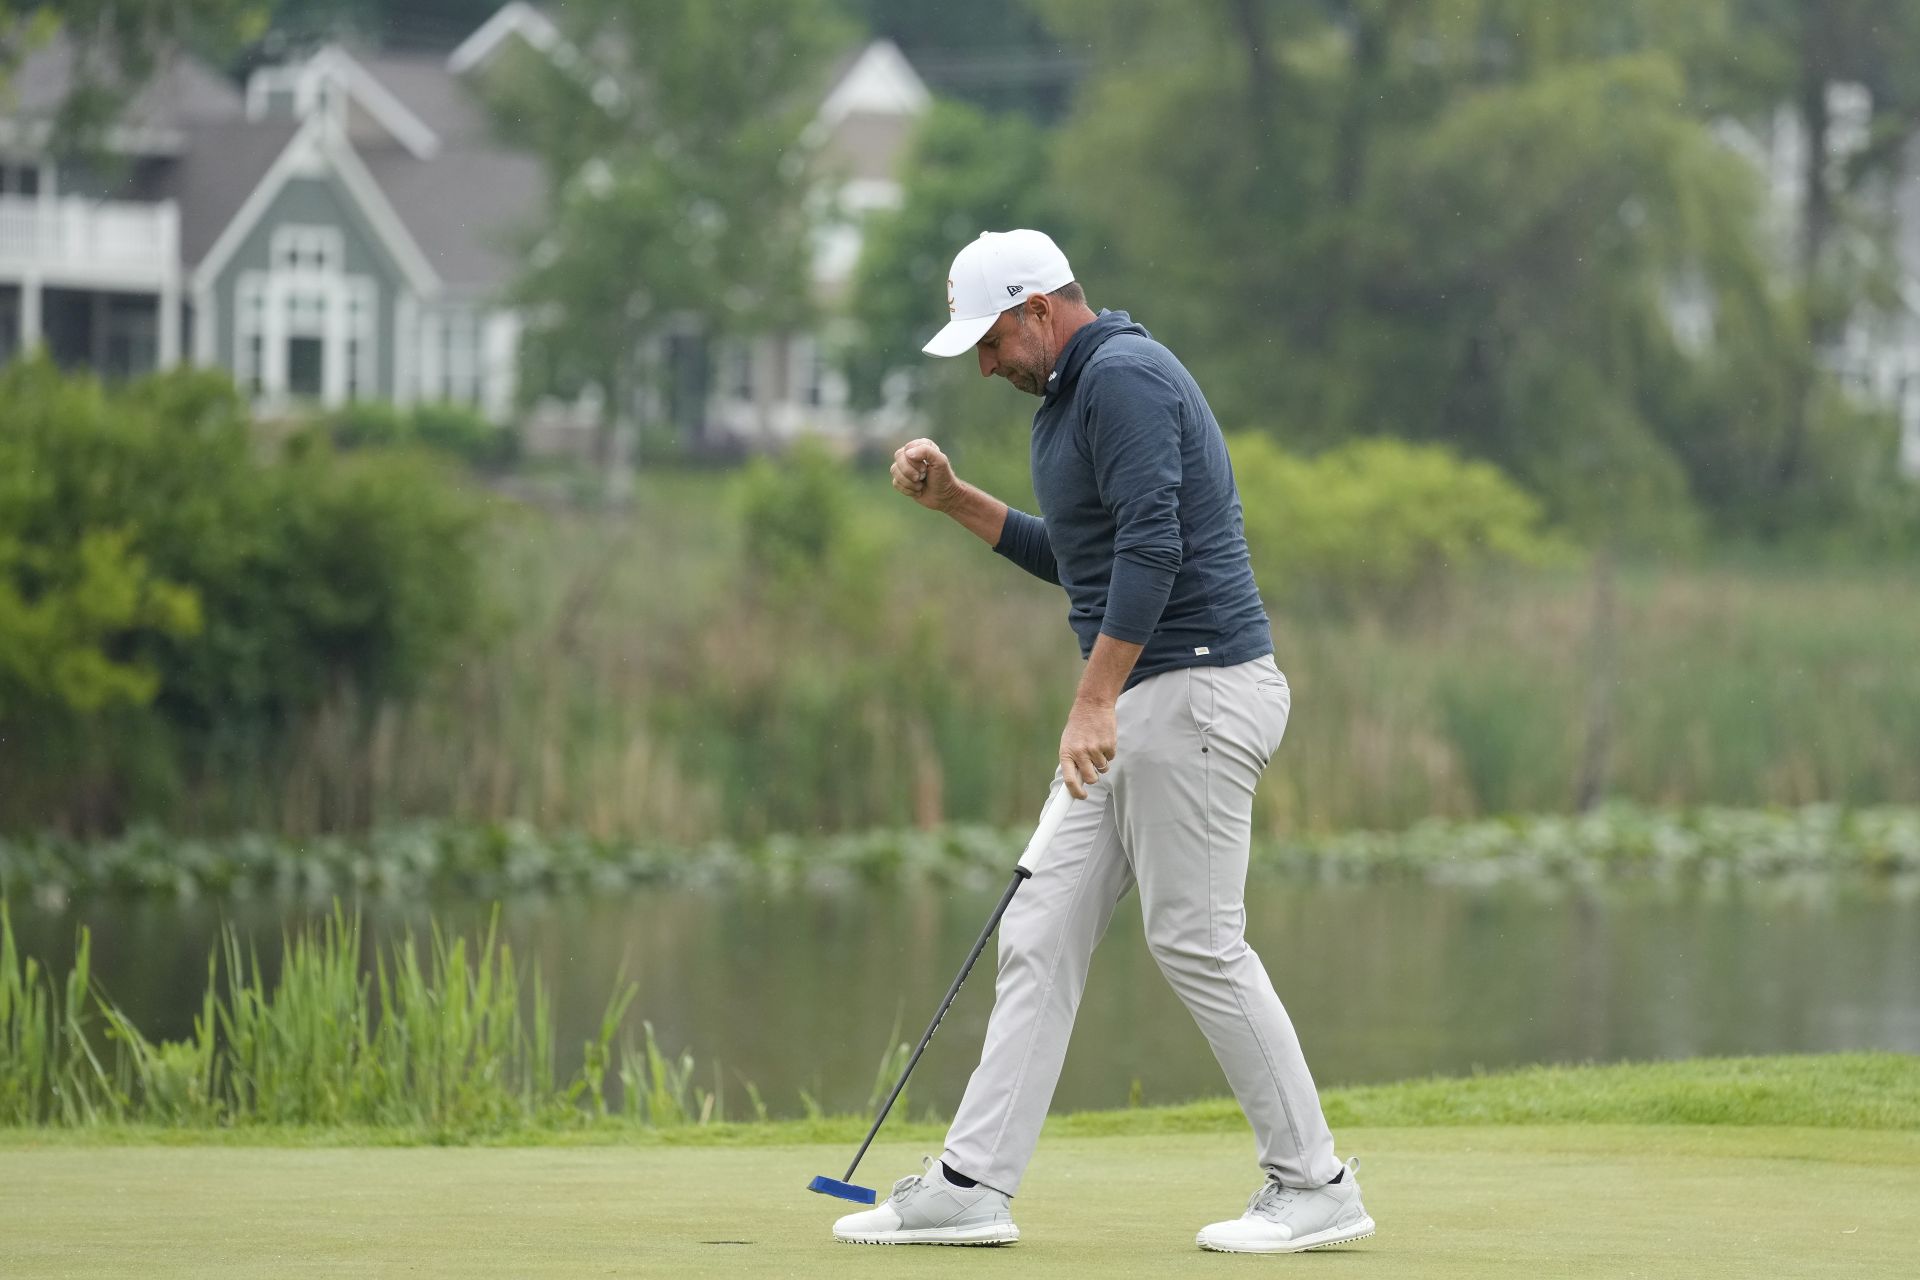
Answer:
[
  {"left": 0, "top": 31, "right": 540, "bottom": 420},
  {"left": 0, "top": 4, "right": 929, "bottom": 453}
]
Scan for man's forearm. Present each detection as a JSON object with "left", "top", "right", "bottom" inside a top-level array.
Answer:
[
  {"left": 942, "top": 480, "right": 1009, "bottom": 546},
  {"left": 1077, "top": 632, "right": 1145, "bottom": 708}
]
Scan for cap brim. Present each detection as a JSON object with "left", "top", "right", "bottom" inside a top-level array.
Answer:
[{"left": 922, "top": 312, "right": 998, "bottom": 358}]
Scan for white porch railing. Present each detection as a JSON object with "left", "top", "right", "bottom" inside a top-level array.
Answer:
[{"left": 0, "top": 195, "right": 179, "bottom": 288}]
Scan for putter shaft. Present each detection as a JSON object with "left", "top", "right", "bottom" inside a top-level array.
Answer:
[{"left": 839, "top": 863, "right": 1029, "bottom": 1182}]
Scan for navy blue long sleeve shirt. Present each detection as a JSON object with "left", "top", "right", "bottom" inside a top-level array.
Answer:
[{"left": 992, "top": 310, "right": 1273, "bottom": 690}]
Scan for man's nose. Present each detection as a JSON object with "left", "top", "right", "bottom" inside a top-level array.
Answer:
[{"left": 977, "top": 347, "right": 996, "bottom": 378}]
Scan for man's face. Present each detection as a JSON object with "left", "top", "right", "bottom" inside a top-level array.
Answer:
[{"left": 975, "top": 304, "right": 1050, "bottom": 396}]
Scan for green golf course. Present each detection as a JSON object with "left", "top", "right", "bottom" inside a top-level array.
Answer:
[
  {"left": 4, "top": 1056, "right": 1916, "bottom": 1278},
  {"left": 3, "top": 1126, "right": 1916, "bottom": 1277}
]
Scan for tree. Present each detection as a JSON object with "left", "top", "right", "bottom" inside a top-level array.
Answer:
[
  {"left": 1033, "top": 0, "right": 1859, "bottom": 540},
  {"left": 1704, "top": 0, "right": 1920, "bottom": 497},
  {"left": 1, "top": 1, "right": 266, "bottom": 152},
  {"left": 842, "top": 99, "right": 1068, "bottom": 406},
  {"left": 493, "top": 0, "right": 852, "bottom": 461}
]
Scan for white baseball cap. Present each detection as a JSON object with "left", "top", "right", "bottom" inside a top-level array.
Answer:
[{"left": 922, "top": 229, "right": 1075, "bottom": 357}]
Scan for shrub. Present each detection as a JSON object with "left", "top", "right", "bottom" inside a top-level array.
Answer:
[
  {"left": 1230, "top": 434, "right": 1572, "bottom": 612},
  {"left": 324, "top": 401, "right": 516, "bottom": 470},
  {"left": 0, "top": 357, "right": 490, "bottom": 831},
  {"left": 411, "top": 402, "right": 517, "bottom": 469}
]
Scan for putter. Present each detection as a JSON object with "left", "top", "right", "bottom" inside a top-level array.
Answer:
[{"left": 808, "top": 784, "right": 1077, "bottom": 1204}]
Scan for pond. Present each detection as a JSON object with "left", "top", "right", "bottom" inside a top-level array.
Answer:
[{"left": 9, "top": 877, "right": 1919, "bottom": 1119}]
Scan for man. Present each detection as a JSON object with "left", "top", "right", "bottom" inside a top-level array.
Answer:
[{"left": 830, "top": 230, "right": 1374, "bottom": 1254}]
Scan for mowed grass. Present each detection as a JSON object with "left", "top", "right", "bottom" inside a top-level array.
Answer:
[
  {"left": 4, "top": 1126, "right": 1918, "bottom": 1278},
  {"left": 1, "top": 1057, "right": 1916, "bottom": 1276}
]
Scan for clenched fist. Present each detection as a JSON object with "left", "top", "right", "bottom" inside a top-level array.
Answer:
[{"left": 890, "top": 438, "right": 963, "bottom": 513}]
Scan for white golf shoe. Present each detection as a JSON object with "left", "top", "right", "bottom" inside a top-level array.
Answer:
[
  {"left": 1195, "top": 1156, "right": 1375, "bottom": 1253},
  {"left": 831, "top": 1156, "right": 1019, "bottom": 1245}
]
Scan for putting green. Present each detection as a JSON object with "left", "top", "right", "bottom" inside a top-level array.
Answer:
[{"left": 3, "top": 1125, "right": 1916, "bottom": 1277}]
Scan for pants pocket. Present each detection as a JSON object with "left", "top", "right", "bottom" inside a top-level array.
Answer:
[{"left": 1254, "top": 675, "right": 1291, "bottom": 768}]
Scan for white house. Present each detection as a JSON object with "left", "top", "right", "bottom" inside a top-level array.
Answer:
[{"left": 0, "top": 4, "right": 931, "bottom": 455}]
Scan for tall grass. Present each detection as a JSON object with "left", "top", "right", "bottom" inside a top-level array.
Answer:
[
  {"left": 1, "top": 902, "right": 630, "bottom": 1131},
  {"left": 143, "top": 472, "right": 1920, "bottom": 839},
  {"left": 1, "top": 901, "right": 931, "bottom": 1132},
  {"left": 0, "top": 904, "right": 115, "bottom": 1125}
]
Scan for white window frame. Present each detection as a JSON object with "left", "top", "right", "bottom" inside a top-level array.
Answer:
[
  {"left": 271, "top": 224, "right": 343, "bottom": 275},
  {"left": 234, "top": 227, "right": 378, "bottom": 408}
]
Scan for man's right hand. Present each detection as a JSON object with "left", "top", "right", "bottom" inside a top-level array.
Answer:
[{"left": 891, "top": 438, "right": 962, "bottom": 513}]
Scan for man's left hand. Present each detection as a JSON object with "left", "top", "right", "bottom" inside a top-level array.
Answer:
[{"left": 1059, "top": 698, "right": 1117, "bottom": 800}]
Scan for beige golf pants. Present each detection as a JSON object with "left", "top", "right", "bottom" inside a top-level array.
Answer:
[{"left": 941, "top": 654, "right": 1341, "bottom": 1196}]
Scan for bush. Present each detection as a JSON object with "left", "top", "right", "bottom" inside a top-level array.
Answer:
[
  {"left": 0, "top": 357, "right": 491, "bottom": 831},
  {"left": 324, "top": 401, "right": 516, "bottom": 470},
  {"left": 1229, "top": 434, "right": 1572, "bottom": 612},
  {"left": 734, "top": 442, "right": 889, "bottom": 631},
  {"left": 411, "top": 402, "right": 517, "bottom": 469}
]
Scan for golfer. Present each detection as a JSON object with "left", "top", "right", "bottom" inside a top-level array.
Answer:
[{"left": 831, "top": 230, "right": 1375, "bottom": 1253}]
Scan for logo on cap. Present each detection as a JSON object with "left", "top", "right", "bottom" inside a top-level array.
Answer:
[
  {"left": 947, "top": 279, "right": 956, "bottom": 314},
  {"left": 1006, "top": 284, "right": 1024, "bottom": 297}
]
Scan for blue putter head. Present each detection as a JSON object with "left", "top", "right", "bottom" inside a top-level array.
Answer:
[{"left": 808, "top": 1174, "right": 877, "bottom": 1204}]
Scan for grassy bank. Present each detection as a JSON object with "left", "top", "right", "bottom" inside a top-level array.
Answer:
[
  {"left": 125, "top": 472, "right": 1920, "bottom": 839},
  {"left": 4, "top": 1053, "right": 1913, "bottom": 1147},
  {"left": 6, "top": 803, "right": 1916, "bottom": 900}
]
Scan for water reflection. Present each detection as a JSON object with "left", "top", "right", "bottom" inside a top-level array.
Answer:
[{"left": 9, "top": 877, "right": 1917, "bottom": 1118}]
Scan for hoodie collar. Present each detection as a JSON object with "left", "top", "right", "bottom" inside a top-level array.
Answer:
[{"left": 1043, "top": 309, "right": 1147, "bottom": 406}]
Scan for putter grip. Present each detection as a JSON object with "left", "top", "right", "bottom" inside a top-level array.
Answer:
[{"left": 1015, "top": 786, "right": 1075, "bottom": 875}]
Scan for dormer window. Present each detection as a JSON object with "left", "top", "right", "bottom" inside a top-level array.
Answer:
[{"left": 273, "top": 225, "right": 341, "bottom": 274}]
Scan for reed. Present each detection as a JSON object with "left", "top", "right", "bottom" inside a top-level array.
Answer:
[
  {"left": 0, "top": 903, "right": 649, "bottom": 1132},
  {"left": 20, "top": 473, "right": 1920, "bottom": 839},
  {"left": 247, "top": 480, "right": 1919, "bottom": 840}
]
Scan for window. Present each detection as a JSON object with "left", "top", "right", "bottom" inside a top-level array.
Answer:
[
  {"left": 235, "top": 273, "right": 268, "bottom": 395},
  {"left": 794, "top": 340, "right": 826, "bottom": 408},
  {"left": 271, "top": 225, "right": 342, "bottom": 274},
  {"left": 343, "top": 280, "right": 378, "bottom": 402},
  {"left": 0, "top": 163, "right": 40, "bottom": 196},
  {"left": 724, "top": 342, "right": 754, "bottom": 401},
  {"left": 444, "top": 308, "right": 478, "bottom": 406},
  {"left": 103, "top": 294, "right": 157, "bottom": 380}
]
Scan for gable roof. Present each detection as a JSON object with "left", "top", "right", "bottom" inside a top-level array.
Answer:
[
  {"left": 817, "top": 40, "right": 929, "bottom": 129},
  {"left": 446, "top": 1, "right": 562, "bottom": 76},
  {"left": 357, "top": 51, "right": 495, "bottom": 145},
  {"left": 153, "top": 117, "right": 303, "bottom": 266},
  {"left": 191, "top": 116, "right": 440, "bottom": 296},
  {"left": 0, "top": 33, "right": 242, "bottom": 150},
  {"left": 356, "top": 142, "right": 546, "bottom": 295},
  {"left": 246, "top": 46, "right": 441, "bottom": 159}
]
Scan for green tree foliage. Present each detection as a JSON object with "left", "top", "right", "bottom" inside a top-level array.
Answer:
[
  {"left": 0, "top": 358, "right": 488, "bottom": 831},
  {"left": 1, "top": 1, "right": 268, "bottom": 152},
  {"left": 843, "top": 99, "right": 1068, "bottom": 407},
  {"left": 735, "top": 442, "right": 887, "bottom": 631},
  {"left": 1230, "top": 433, "right": 1568, "bottom": 613},
  {"left": 869, "top": 0, "right": 1907, "bottom": 545},
  {"left": 494, "top": 0, "right": 852, "bottom": 443}
]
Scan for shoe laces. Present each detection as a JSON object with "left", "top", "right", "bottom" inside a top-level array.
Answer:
[
  {"left": 1247, "top": 1178, "right": 1303, "bottom": 1222},
  {"left": 889, "top": 1155, "right": 939, "bottom": 1203}
]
